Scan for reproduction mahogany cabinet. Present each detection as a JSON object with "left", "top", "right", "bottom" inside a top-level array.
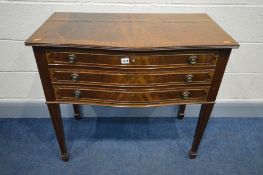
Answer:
[{"left": 25, "top": 12, "right": 239, "bottom": 161}]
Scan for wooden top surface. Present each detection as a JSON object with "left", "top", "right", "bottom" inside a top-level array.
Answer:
[{"left": 25, "top": 12, "right": 239, "bottom": 51}]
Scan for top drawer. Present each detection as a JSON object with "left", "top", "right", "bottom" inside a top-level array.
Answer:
[{"left": 46, "top": 50, "right": 219, "bottom": 68}]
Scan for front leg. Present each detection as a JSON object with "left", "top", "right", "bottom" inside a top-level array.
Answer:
[
  {"left": 189, "top": 103, "right": 214, "bottom": 159},
  {"left": 47, "top": 103, "right": 69, "bottom": 161}
]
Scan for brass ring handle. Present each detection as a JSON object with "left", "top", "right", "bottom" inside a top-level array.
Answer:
[
  {"left": 185, "top": 74, "right": 194, "bottom": 83},
  {"left": 71, "top": 73, "right": 79, "bottom": 81},
  {"left": 181, "top": 91, "right": 190, "bottom": 99},
  {"left": 188, "top": 55, "right": 197, "bottom": 65},
  {"left": 74, "top": 90, "right": 81, "bottom": 99},
  {"left": 68, "top": 54, "right": 76, "bottom": 63}
]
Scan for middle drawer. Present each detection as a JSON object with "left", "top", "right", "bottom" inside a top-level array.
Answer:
[{"left": 50, "top": 69, "right": 214, "bottom": 87}]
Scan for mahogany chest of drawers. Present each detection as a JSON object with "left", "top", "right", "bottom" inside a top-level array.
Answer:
[{"left": 25, "top": 12, "right": 239, "bottom": 161}]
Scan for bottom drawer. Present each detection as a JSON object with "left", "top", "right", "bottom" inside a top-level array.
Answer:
[{"left": 54, "top": 86, "right": 209, "bottom": 105}]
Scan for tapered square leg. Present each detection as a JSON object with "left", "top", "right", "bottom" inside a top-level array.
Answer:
[
  {"left": 47, "top": 104, "right": 69, "bottom": 161},
  {"left": 189, "top": 103, "right": 214, "bottom": 159},
  {"left": 73, "top": 104, "right": 81, "bottom": 120},
  {"left": 177, "top": 104, "right": 186, "bottom": 120}
]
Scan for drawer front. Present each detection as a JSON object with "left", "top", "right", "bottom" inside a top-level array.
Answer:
[
  {"left": 54, "top": 86, "right": 209, "bottom": 103},
  {"left": 46, "top": 51, "right": 218, "bottom": 67},
  {"left": 50, "top": 69, "right": 214, "bottom": 86}
]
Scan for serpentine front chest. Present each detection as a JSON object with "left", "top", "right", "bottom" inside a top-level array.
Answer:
[{"left": 25, "top": 12, "right": 239, "bottom": 161}]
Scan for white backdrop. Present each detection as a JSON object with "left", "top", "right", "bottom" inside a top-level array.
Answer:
[{"left": 0, "top": 0, "right": 262, "bottom": 105}]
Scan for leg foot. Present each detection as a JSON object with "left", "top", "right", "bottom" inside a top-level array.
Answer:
[
  {"left": 73, "top": 104, "right": 81, "bottom": 120},
  {"left": 61, "top": 152, "right": 69, "bottom": 161},
  {"left": 177, "top": 104, "right": 186, "bottom": 120},
  {"left": 74, "top": 113, "right": 81, "bottom": 120},
  {"left": 177, "top": 114, "right": 184, "bottom": 120},
  {"left": 189, "top": 150, "right": 198, "bottom": 159}
]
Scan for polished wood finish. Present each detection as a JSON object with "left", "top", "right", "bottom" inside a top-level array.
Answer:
[
  {"left": 25, "top": 13, "right": 238, "bottom": 50},
  {"left": 207, "top": 49, "right": 232, "bottom": 101},
  {"left": 26, "top": 13, "right": 238, "bottom": 161},
  {"left": 46, "top": 50, "right": 219, "bottom": 67},
  {"left": 50, "top": 69, "right": 214, "bottom": 87},
  {"left": 54, "top": 86, "right": 209, "bottom": 106}
]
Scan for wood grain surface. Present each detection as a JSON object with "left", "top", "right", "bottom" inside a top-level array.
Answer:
[
  {"left": 50, "top": 69, "right": 214, "bottom": 87},
  {"left": 46, "top": 49, "right": 219, "bottom": 67},
  {"left": 25, "top": 13, "right": 239, "bottom": 51},
  {"left": 54, "top": 85, "right": 209, "bottom": 107}
]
